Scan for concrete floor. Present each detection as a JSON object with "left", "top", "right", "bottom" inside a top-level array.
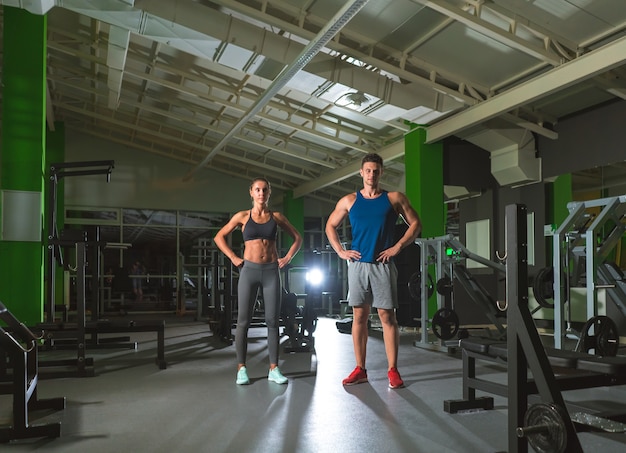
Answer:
[{"left": 2, "top": 315, "right": 626, "bottom": 453}]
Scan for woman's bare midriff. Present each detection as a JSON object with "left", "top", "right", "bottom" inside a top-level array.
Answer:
[{"left": 243, "top": 239, "right": 278, "bottom": 263}]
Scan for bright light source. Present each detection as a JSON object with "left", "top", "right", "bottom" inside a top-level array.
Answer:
[{"left": 306, "top": 268, "right": 324, "bottom": 287}]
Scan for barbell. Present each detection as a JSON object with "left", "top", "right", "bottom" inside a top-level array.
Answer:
[
  {"left": 577, "top": 315, "right": 619, "bottom": 357},
  {"left": 516, "top": 402, "right": 568, "bottom": 453}
]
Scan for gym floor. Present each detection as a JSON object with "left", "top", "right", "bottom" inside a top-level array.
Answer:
[{"left": 1, "top": 315, "right": 625, "bottom": 453}]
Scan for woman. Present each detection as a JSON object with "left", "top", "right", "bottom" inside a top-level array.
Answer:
[{"left": 214, "top": 177, "right": 302, "bottom": 385}]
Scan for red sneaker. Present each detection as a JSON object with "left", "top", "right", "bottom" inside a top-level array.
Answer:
[
  {"left": 342, "top": 366, "right": 368, "bottom": 386},
  {"left": 388, "top": 367, "right": 404, "bottom": 389}
]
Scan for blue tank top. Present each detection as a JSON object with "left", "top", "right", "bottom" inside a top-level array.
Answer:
[
  {"left": 242, "top": 211, "right": 278, "bottom": 241},
  {"left": 348, "top": 191, "right": 398, "bottom": 263}
]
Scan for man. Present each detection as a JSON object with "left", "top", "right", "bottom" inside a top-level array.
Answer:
[{"left": 325, "top": 153, "right": 422, "bottom": 388}]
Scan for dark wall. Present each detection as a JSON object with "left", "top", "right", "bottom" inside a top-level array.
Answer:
[
  {"left": 539, "top": 100, "right": 626, "bottom": 178},
  {"left": 394, "top": 224, "right": 421, "bottom": 327},
  {"left": 443, "top": 137, "right": 497, "bottom": 191},
  {"left": 450, "top": 181, "right": 548, "bottom": 325}
]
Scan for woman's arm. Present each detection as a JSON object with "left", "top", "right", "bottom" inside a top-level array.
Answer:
[
  {"left": 274, "top": 212, "right": 303, "bottom": 268},
  {"left": 214, "top": 210, "right": 247, "bottom": 267}
]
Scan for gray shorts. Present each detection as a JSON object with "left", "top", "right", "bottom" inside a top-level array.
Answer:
[{"left": 347, "top": 261, "right": 398, "bottom": 309}]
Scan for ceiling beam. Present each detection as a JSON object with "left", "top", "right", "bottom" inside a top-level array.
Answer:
[
  {"left": 426, "top": 35, "right": 626, "bottom": 143},
  {"left": 106, "top": 25, "right": 130, "bottom": 109},
  {"left": 415, "top": 0, "right": 563, "bottom": 66},
  {"left": 47, "top": 34, "right": 390, "bottom": 155},
  {"left": 183, "top": 0, "right": 371, "bottom": 180},
  {"left": 293, "top": 139, "right": 405, "bottom": 198}
]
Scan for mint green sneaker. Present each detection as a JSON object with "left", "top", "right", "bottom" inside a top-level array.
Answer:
[
  {"left": 268, "top": 367, "right": 288, "bottom": 384},
  {"left": 236, "top": 366, "right": 250, "bottom": 385}
]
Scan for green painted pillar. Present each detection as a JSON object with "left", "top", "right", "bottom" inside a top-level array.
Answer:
[
  {"left": 548, "top": 174, "right": 572, "bottom": 228},
  {"left": 546, "top": 174, "right": 572, "bottom": 264},
  {"left": 46, "top": 123, "right": 66, "bottom": 307},
  {"left": 404, "top": 126, "right": 445, "bottom": 317},
  {"left": 0, "top": 8, "right": 47, "bottom": 324},
  {"left": 404, "top": 127, "right": 445, "bottom": 238},
  {"left": 282, "top": 190, "right": 304, "bottom": 266}
]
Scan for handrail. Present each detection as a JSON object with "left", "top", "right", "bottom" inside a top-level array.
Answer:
[{"left": 0, "top": 327, "right": 36, "bottom": 353}]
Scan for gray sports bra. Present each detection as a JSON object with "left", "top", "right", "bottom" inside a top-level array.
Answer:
[{"left": 242, "top": 212, "right": 278, "bottom": 241}]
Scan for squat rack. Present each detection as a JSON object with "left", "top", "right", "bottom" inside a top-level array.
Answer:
[
  {"left": 506, "top": 203, "right": 582, "bottom": 453},
  {"left": 550, "top": 195, "right": 626, "bottom": 348},
  {"left": 46, "top": 160, "right": 114, "bottom": 322}
]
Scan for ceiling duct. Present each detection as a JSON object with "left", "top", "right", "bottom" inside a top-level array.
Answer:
[
  {"left": 444, "top": 185, "right": 482, "bottom": 203},
  {"left": 463, "top": 126, "right": 541, "bottom": 187},
  {"left": 1, "top": 0, "right": 56, "bottom": 14}
]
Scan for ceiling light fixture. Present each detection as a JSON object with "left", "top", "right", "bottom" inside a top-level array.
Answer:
[{"left": 335, "top": 91, "right": 371, "bottom": 110}]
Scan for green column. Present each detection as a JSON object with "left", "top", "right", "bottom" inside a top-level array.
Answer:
[
  {"left": 0, "top": 8, "right": 47, "bottom": 324},
  {"left": 404, "top": 126, "right": 445, "bottom": 317},
  {"left": 282, "top": 190, "right": 304, "bottom": 266},
  {"left": 404, "top": 126, "right": 445, "bottom": 237},
  {"left": 548, "top": 174, "right": 572, "bottom": 228},
  {"left": 546, "top": 174, "right": 572, "bottom": 264}
]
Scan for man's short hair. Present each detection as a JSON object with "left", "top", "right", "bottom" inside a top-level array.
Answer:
[{"left": 361, "top": 153, "right": 383, "bottom": 167}]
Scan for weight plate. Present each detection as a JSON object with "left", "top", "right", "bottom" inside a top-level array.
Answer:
[
  {"left": 532, "top": 266, "right": 555, "bottom": 309},
  {"left": 579, "top": 315, "right": 619, "bottom": 357},
  {"left": 431, "top": 307, "right": 459, "bottom": 340},
  {"left": 523, "top": 403, "right": 568, "bottom": 453},
  {"left": 408, "top": 272, "right": 434, "bottom": 302},
  {"left": 436, "top": 276, "right": 453, "bottom": 296}
]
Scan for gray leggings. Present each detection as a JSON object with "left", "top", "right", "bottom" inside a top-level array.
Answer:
[{"left": 236, "top": 260, "right": 281, "bottom": 365}]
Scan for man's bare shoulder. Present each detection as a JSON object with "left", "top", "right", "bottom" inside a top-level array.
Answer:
[
  {"left": 386, "top": 191, "right": 409, "bottom": 203},
  {"left": 337, "top": 192, "right": 357, "bottom": 207}
]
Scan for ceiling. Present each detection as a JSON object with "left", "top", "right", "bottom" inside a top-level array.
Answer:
[{"left": 2, "top": 0, "right": 626, "bottom": 204}]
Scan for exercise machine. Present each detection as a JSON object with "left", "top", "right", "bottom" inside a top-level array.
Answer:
[
  {"left": 446, "top": 204, "right": 626, "bottom": 453},
  {"left": 0, "top": 302, "right": 66, "bottom": 442},
  {"left": 41, "top": 161, "right": 167, "bottom": 375},
  {"left": 413, "top": 235, "right": 507, "bottom": 350},
  {"left": 546, "top": 195, "right": 626, "bottom": 349}
]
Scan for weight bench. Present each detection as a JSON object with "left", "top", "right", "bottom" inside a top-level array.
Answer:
[
  {"left": 87, "top": 320, "right": 167, "bottom": 370},
  {"left": 38, "top": 319, "right": 167, "bottom": 372},
  {"left": 444, "top": 336, "right": 626, "bottom": 414}
]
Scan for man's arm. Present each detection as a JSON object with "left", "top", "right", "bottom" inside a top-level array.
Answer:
[
  {"left": 376, "top": 192, "right": 422, "bottom": 263},
  {"left": 325, "top": 194, "right": 361, "bottom": 262},
  {"left": 395, "top": 191, "right": 422, "bottom": 248}
]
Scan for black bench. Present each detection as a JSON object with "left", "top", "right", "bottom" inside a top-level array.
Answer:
[
  {"left": 38, "top": 319, "right": 167, "bottom": 371},
  {"left": 444, "top": 336, "right": 626, "bottom": 414}
]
